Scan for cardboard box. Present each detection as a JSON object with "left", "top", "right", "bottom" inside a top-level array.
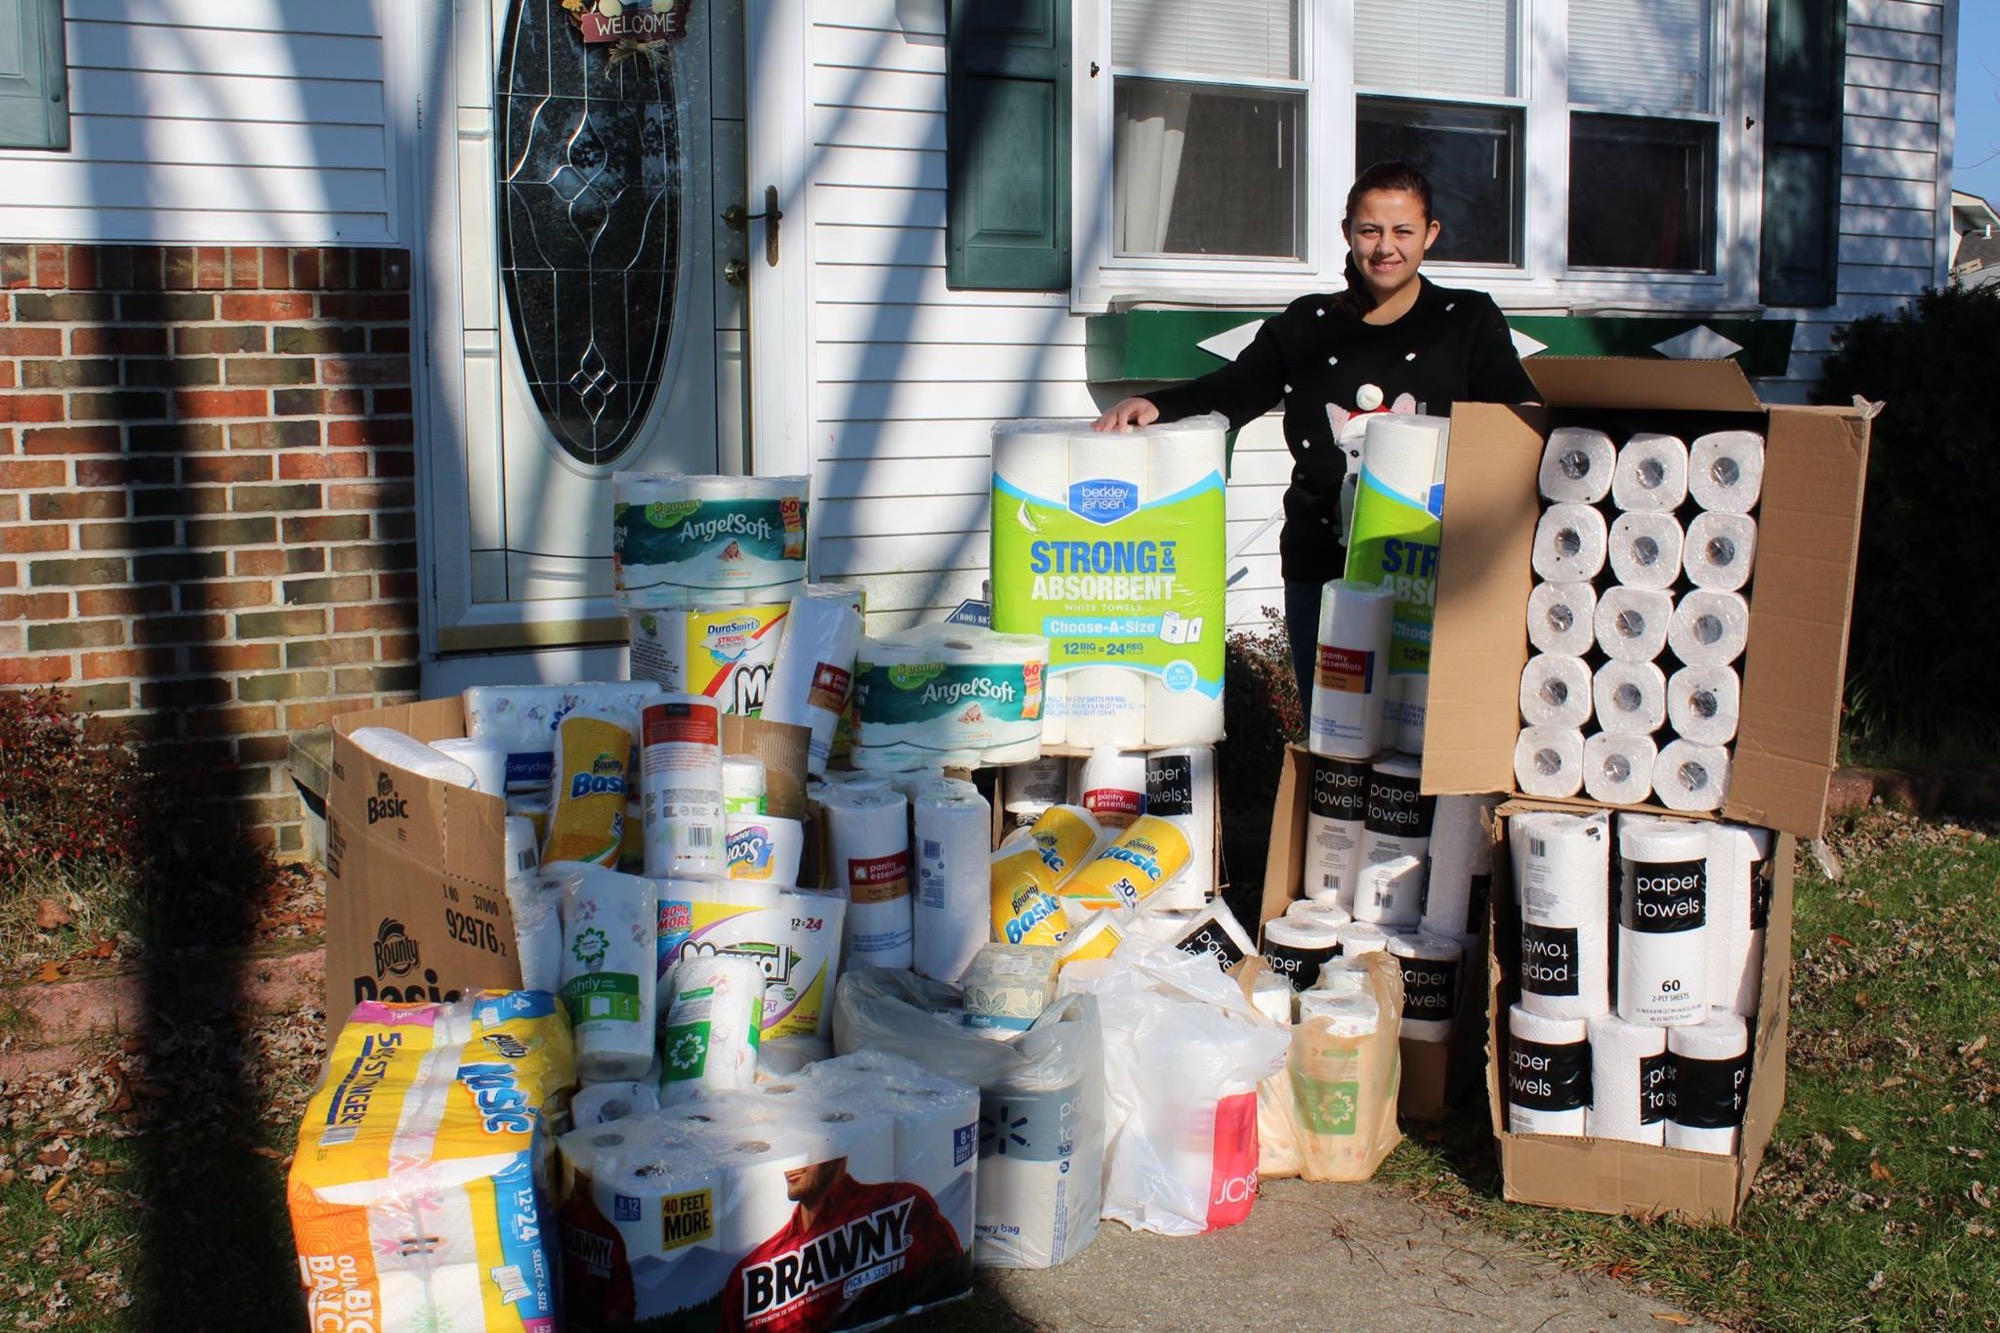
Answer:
[
  {"left": 1485, "top": 802, "right": 1794, "bottom": 1224},
  {"left": 1426, "top": 359, "right": 1871, "bottom": 840}
]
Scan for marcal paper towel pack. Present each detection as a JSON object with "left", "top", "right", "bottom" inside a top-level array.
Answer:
[
  {"left": 990, "top": 417, "right": 1227, "bottom": 748},
  {"left": 627, "top": 591, "right": 797, "bottom": 716},
  {"left": 612, "top": 472, "right": 809, "bottom": 604},
  {"left": 656, "top": 879, "right": 848, "bottom": 1042},
  {"left": 850, "top": 624, "right": 1050, "bottom": 770}
]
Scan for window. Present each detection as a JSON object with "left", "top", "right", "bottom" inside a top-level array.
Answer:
[{"left": 0, "top": 0, "right": 69, "bottom": 152}]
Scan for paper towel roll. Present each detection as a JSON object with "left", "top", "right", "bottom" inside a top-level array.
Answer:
[
  {"left": 506, "top": 870, "right": 564, "bottom": 994},
  {"left": 1364, "top": 753, "right": 1434, "bottom": 844},
  {"left": 990, "top": 804, "right": 1098, "bottom": 948},
  {"left": 504, "top": 814, "right": 540, "bottom": 886},
  {"left": 1303, "top": 755, "right": 1369, "bottom": 908},
  {"left": 1526, "top": 581, "right": 1598, "bottom": 658},
  {"left": 1668, "top": 590, "right": 1750, "bottom": 667},
  {"left": 1058, "top": 815, "right": 1192, "bottom": 912},
  {"left": 1508, "top": 809, "right": 1611, "bottom": 1019},
  {"left": 1419, "top": 794, "right": 1498, "bottom": 939},
  {"left": 1683, "top": 512, "right": 1758, "bottom": 592},
  {"left": 722, "top": 755, "right": 767, "bottom": 814},
  {"left": 1607, "top": 512, "right": 1685, "bottom": 591},
  {"left": 1335, "top": 921, "right": 1392, "bottom": 956},
  {"left": 1387, "top": 673, "right": 1431, "bottom": 755},
  {"left": 657, "top": 954, "right": 765, "bottom": 1101},
  {"left": 1616, "top": 816, "right": 1711, "bottom": 1024},
  {"left": 1078, "top": 746, "right": 1147, "bottom": 829},
  {"left": 1307, "top": 579, "right": 1397, "bottom": 759},
  {"left": 723, "top": 812, "right": 805, "bottom": 885},
  {"left": 1513, "top": 726, "right": 1585, "bottom": 799},
  {"left": 877, "top": 1077, "right": 982, "bottom": 1247},
  {"left": 1250, "top": 970, "right": 1295, "bottom": 1025},
  {"left": 1388, "top": 933, "right": 1464, "bottom": 1042},
  {"left": 1592, "top": 659, "right": 1667, "bottom": 736},
  {"left": 1667, "top": 664, "right": 1741, "bottom": 746},
  {"left": 1585, "top": 1012, "right": 1671, "bottom": 1145},
  {"left": 1531, "top": 503, "right": 1609, "bottom": 583},
  {"left": 819, "top": 785, "right": 914, "bottom": 969},
  {"left": 1706, "top": 823, "right": 1774, "bottom": 1018},
  {"left": 1144, "top": 746, "right": 1216, "bottom": 911},
  {"left": 1286, "top": 899, "right": 1353, "bottom": 930},
  {"left": 347, "top": 727, "right": 480, "bottom": 789},
  {"left": 570, "top": 1079, "right": 662, "bottom": 1127},
  {"left": 1654, "top": 739, "right": 1731, "bottom": 813},
  {"left": 1352, "top": 847, "right": 1426, "bottom": 928},
  {"left": 1688, "top": 431, "right": 1765, "bottom": 514},
  {"left": 1262, "top": 916, "right": 1344, "bottom": 992},
  {"left": 430, "top": 737, "right": 508, "bottom": 795},
  {"left": 1314, "top": 959, "right": 1375, "bottom": 995},
  {"left": 558, "top": 867, "right": 661, "bottom": 1082},
  {"left": 1506, "top": 1005, "right": 1590, "bottom": 1136},
  {"left": 1538, "top": 426, "right": 1617, "bottom": 503},
  {"left": 1145, "top": 674, "right": 1225, "bottom": 748},
  {"left": 1611, "top": 431, "right": 1690, "bottom": 512},
  {"left": 640, "top": 696, "right": 726, "bottom": 877},
  {"left": 1054, "top": 909, "right": 1125, "bottom": 972},
  {"left": 1003, "top": 757, "right": 1069, "bottom": 814},
  {"left": 1666, "top": 1013, "right": 1751, "bottom": 1154},
  {"left": 1062, "top": 667, "right": 1147, "bottom": 749},
  {"left": 1583, "top": 731, "right": 1658, "bottom": 807},
  {"left": 914, "top": 784, "right": 994, "bottom": 982},
  {"left": 1518, "top": 653, "right": 1594, "bottom": 729},
  {"left": 759, "top": 586, "right": 865, "bottom": 774},
  {"left": 1171, "top": 898, "right": 1258, "bottom": 968},
  {"left": 1595, "top": 587, "right": 1673, "bottom": 663}
]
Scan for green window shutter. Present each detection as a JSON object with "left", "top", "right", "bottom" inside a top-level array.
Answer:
[
  {"left": 945, "top": 0, "right": 1070, "bottom": 291},
  {"left": 1760, "top": 0, "right": 1843, "bottom": 307},
  {"left": 0, "top": 0, "right": 69, "bottom": 152}
]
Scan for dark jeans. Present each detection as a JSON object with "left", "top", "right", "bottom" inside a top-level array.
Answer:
[{"left": 1284, "top": 579, "right": 1325, "bottom": 712}]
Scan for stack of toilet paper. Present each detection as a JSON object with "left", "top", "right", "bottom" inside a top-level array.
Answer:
[
  {"left": 1517, "top": 426, "right": 1764, "bottom": 811},
  {"left": 849, "top": 623, "right": 1052, "bottom": 770},
  {"left": 989, "top": 416, "right": 1228, "bottom": 748},
  {"left": 612, "top": 471, "right": 810, "bottom": 605}
]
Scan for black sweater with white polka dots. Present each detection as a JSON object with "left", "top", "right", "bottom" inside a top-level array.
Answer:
[{"left": 1144, "top": 276, "right": 1538, "bottom": 584}]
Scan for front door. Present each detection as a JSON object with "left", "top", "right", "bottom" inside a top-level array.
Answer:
[{"left": 421, "top": 0, "right": 746, "bottom": 663}]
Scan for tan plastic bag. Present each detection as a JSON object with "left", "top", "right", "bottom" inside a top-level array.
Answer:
[{"left": 1281, "top": 952, "right": 1405, "bottom": 1182}]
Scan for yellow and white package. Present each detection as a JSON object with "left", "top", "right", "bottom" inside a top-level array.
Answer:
[
  {"left": 656, "top": 878, "right": 848, "bottom": 1041},
  {"left": 288, "top": 991, "right": 575, "bottom": 1333},
  {"left": 989, "top": 804, "right": 1102, "bottom": 947},
  {"left": 1058, "top": 814, "right": 1192, "bottom": 912},
  {"left": 1055, "top": 908, "right": 1127, "bottom": 972},
  {"left": 627, "top": 594, "right": 795, "bottom": 716},
  {"left": 542, "top": 712, "right": 636, "bottom": 868}
]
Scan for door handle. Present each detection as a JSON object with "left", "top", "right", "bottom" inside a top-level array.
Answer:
[{"left": 721, "top": 185, "right": 782, "bottom": 267}]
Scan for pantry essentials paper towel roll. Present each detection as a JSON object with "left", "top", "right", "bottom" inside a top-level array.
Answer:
[
  {"left": 1144, "top": 746, "right": 1216, "bottom": 911},
  {"left": 1654, "top": 739, "right": 1731, "bottom": 813},
  {"left": 658, "top": 954, "right": 765, "bottom": 1101},
  {"left": 759, "top": 585, "right": 865, "bottom": 774},
  {"left": 1616, "top": 816, "right": 1711, "bottom": 1024},
  {"left": 1593, "top": 660, "right": 1668, "bottom": 736},
  {"left": 1666, "top": 1012, "right": 1752, "bottom": 1155},
  {"left": 1419, "top": 795, "right": 1499, "bottom": 939},
  {"left": 1667, "top": 664, "right": 1742, "bottom": 746},
  {"left": 1303, "top": 755, "right": 1370, "bottom": 908},
  {"left": 914, "top": 784, "right": 994, "bottom": 982},
  {"left": 1583, "top": 731, "right": 1658, "bottom": 807},
  {"left": 722, "top": 812, "right": 805, "bottom": 885},
  {"left": 558, "top": 866, "right": 660, "bottom": 1082},
  {"left": 1683, "top": 512, "right": 1758, "bottom": 592},
  {"left": 1003, "top": 757, "right": 1069, "bottom": 814},
  {"left": 1531, "top": 503, "right": 1609, "bottom": 583},
  {"left": 1508, "top": 809, "right": 1612, "bottom": 1019},
  {"left": 1388, "top": 933, "right": 1464, "bottom": 1042},
  {"left": 1506, "top": 1005, "right": 1590, "bottom": 1136},
  {"left": 1519, "top": 653, "right": 1594, "bottom": 729},
  {"left": 429, "top": 737, "right": 507, "bottom": 795},
  {"left": 1526, "top": 581, "right": 1598, "bottom": 658},
  {"left": 1077, "top": 746, "right": 1147, "bottom": 829},
  {"left": 1688, "top": 431, "right": 1766, "bottom": 514},
  {"left": 347, "top": 726, "right": 480, "bottom": 789},
  {"left": 1611, "top": 431, "right": 1690, "bottom": 512},
  {"left": 1706, "top": 824, "right": 1775, "bottom": 1018},
  {"left": 1595, "top": 586, "right": 1673, "bottom": 664},
  {"left": 721, "top": 755, "right": 767, "bottom": 814},
  {"left": 1668, "top": 589, "right": 1750, "bottom": 668},
  {"left": 819, "top": 785, "right": 914, "bottom": 969},
  {"left": 1308, "top": 579, "right": 1396, "bottom": 759},
  {"left": 1261, "top": 916, "right": 1344, "bottom": 993},
  {"left": 1585, "top": 1012, "right": 1671, "bottom": 1145},
  {"left": 1607, "top": 512, "right": 1685, "bottom": 590},
  {"left": 570, "top": 1079, "right": 661, "bottom": 1127},
  {"left": 1513, "top": 726, "right": 1585, "bottom": 799},
  {"left": 1538, "top": 426, "right": 1617, "bottom": 503},
  {"left": 612, "top": 471, "right": 810, "bottom": 603}
]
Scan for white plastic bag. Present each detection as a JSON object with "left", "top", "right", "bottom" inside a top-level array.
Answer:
[
  {"left": 1057, "top": 937, "right": 1291, "bottom": 1236},
  {"left": 832, "top": 965, "right": 1105, "bottom": 1269}
]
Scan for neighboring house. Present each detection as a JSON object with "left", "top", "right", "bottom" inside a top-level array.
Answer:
[
  {"left": 0, "top": 0, "right": 1962, "bottom": 849},
  {"left": 1948, "top": 188, "right": 2000, "bottom": 284}
]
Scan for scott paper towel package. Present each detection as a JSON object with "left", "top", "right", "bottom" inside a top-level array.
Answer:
[
  {"left": 990, "top": 417, "right": 1227, "bottom": 748},
  {"left": 612, "top": 471, "right": 810, "bottom": 604}
]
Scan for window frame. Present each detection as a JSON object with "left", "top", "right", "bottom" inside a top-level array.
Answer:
[{"left": 0, "top": 0, "right": 71, "bottom": 153}]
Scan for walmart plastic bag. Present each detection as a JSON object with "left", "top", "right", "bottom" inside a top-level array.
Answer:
[{"left": 832, "top": 965, "right": 1104, "bottom": 1269}]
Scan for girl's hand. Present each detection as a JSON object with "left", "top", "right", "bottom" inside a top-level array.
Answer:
[{"left": 1092, "top": 398, "right": 1159, "bottom": 432}]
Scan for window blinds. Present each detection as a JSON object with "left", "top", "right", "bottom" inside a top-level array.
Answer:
[
  {"left": 1353, "top": 0, "right": 1518, "bottom": 99},
  {"left": 1568, "top": 0, "right": 1712, "bottom": 112},
  {"left": 1110, "top": 0, "right": 1296, "bottom": 81}
]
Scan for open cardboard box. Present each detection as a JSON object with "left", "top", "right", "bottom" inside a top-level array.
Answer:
[
  {"left": 1426, "top": 359, "right": 1871, "bottom": 840},
  {"left": 1485, "top": 801, "right": 1795, "bottom": 1223}
]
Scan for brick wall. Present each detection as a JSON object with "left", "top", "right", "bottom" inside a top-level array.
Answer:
[{"left": 0, "top": 244, "right": 421, "bottom": 855}]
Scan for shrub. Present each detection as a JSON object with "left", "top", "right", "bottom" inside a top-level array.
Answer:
[
  {"left": 1218, "top": 607, "right": 1304, "bottom": 907},
  {"left": 1814, "top": 283, "right": 2000, "bottom": 759}
]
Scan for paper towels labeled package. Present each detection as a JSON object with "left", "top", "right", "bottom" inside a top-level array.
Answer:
[
  {"left": 1144, "top": 746, "right": 1216, "bottom": 910},
  {"left": 1344, "top": 413, "right": 1452, "bottom": 751},
  {"left": 1508, "top": 809, "right": 1611, "bottom": 1018},
  {"left": 1506, "top": 1004, "right": 1589, "bottom": 1136},
  {"left": 1302, "top": 754, "right": 1369, "bottom": 908},
  {"left": 1616, "top": 816, "right": 1711, "bottom": 1025},
  {"left": 990, "top": 417, "right": 1228, "bottom": 748},
  {"left": 850, "top": 624, "right": 1051, "bottom": 770},
  {"left": 612, "top": 471, "right": 809, "bottom": 603}
]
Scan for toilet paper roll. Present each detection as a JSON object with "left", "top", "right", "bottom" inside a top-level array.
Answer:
[
  {"left": 1667, "top": 664, "right": 1741, "bottom": 746},
  {"left": 1594, "top": 587, "right": 1673, "bottom": 663},
  {"left": 1531, "top": 503, "right": 1609, "bottom": 583},
  {"left": 1303, "top": 755, "right": 1370, "bottom": 909},
  {"left": 347, "top": 727, "right": 480, "bottom": 789},
  {"left": 1387, "top": 674, "right": 1431, "bottom": 756},
  {"left": 1688, "top": 431, "right": 1765, "bottom": 514},
  {"left": 1388, "top": 933, "right": 1464, "bottom": 1042},
  {"left": 1616, "top": 816, "right": 1712, "bottom": 1024},
  {"left": 430, "top": 737, "right": 508, "bottom": 795},
  {"left": 1307, "top": 579, "right": 1397, "bottom": 759},
  {"left": 1666, "top": 1012, "right": 1751, "bottom": 1155},
  {"left": 1508, "top": 809, "right": 1611, "bottom": 1019},
  {"left": 1706, "top": 823, "right": 1774, "bottom": 1018},
  {"left": 1061, "top": 667, "right": 1148, "bottom": 749},
  {"left": 1351, "top": 847, "right": 1425, "bottom": 928},
  {"left": 1002, "top": 757, "right": 1069, "bottom": 814},
  {"left": 1286, "top": 898, "right": 1353, "bottom": 930},
  {"left": 1683, "top": 512, "right": 1758, "bottom": 592},
  {"left": 1611, "top": 432, "right": 1689, "bottom": 512},
  {"left": 1654, "top": 739, "right": 1731, "bottom": 813},
  {"left": 1078, "top": 746, "right": 1147, "bottom": 829},
  {"left": 1592, "top": 660, "right": 1667, "bottom": 736},
  {"left": 1144, "top": 746, "right": 1217, "bottom": 911},
  {"left": 721, "top": 755, "right": 767, "bottom": 814},
  {"left": 1526, "top": 581, "right": 1598, "bottom": 658},
  {"left": 1518, "top": 653, "right": 1594, "bottom": 729},
  {"left": 1506, "top": 1004, "right": 1590, "bottom": 1136},
  {"left": 1585, "top": 1013, "right": 1671, "bottom": 1145},
  {"left": 913, "top": 784, "right": 994, "bottom": 982},
  {"left": 1537, "top": 426, "right": 1617, "bottom": 503},
  {"left": 570, "top": 1079, "right": 662, "bottom": 1128},
  {"left": 658, "top": 954, "right": 765, "bottom": 1101},
  {"left": 1667, "top": 590, "right": 1750, "bottom": 667},
  {"left": 612, "top": 471, "right": 810, "bottom": 603},
  {"left": 506, "top": 870, "right": 564, "bottom": 994},
  {"left": 1512, "top": 726, "right": 1584, "bottom": 799},
  {"left": 1607, "top": 512, "right": 1685, "bottom": 590},
  {"left": 558, "top": 867, "right": 661, "bottom": 1082},
  {"left": 1419, "top": 794, "right": 1498, "bottom": 939},
  {"left": 1582, "top": 731, "right": 1658, "bottom": 807},
  {"left": 818, "top": 785, "right": 914, "bottom": 969},
  {"left": 640, "top": 696, "right": 726, "bottom": 877},
  {"left": 1261, "top": 916, "right": 1343, "bottom": 993},
  {"left": 1334, "top": 921, "right": 1392, "bottom": 956},
  {"left": 723, "top": 812, "right": 806, "bottom": 885},
  {"left": 759, "top": 586, "right": 865, "bottom": 774}
]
